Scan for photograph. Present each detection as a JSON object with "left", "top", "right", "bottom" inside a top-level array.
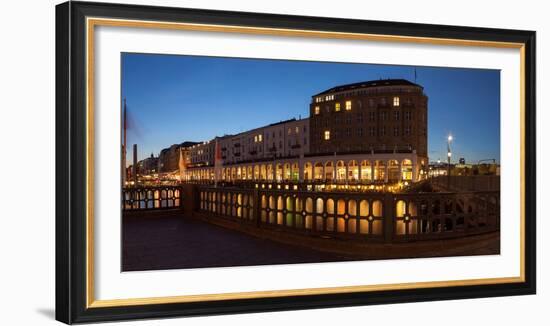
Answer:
[{"left": 120, "top": 53, "right": 501, "bottom": 272}]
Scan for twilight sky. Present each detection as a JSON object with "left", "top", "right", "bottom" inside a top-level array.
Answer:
[{"left": 121, "top": 53, "right": 500, "bottom": 164}]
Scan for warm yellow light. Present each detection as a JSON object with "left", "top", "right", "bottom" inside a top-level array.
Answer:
[
  {"left": 393, "top": 96, "right": 400, "bottom": 107},
  {"left": 324, "top": 130, "right": 331, "bottom": 140},
  {"left": 345, "top": 100, "right": 352, "bottom": 110},
  {"left": 335, "top": 103, "right": 341, "bottom": 112}
]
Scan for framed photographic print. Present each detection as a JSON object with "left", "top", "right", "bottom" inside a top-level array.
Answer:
[{"left": 55, "top": 1, "right": 536, "bottom": 324}]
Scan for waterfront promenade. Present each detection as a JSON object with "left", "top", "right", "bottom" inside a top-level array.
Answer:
[
  {"left": 123, "top": 212, "right": 499, "bottom": 271},
  {"left": 122, "top": 176, "right": 500, "bottom": 271},
  {"left": 123, "top": 214, "right": 350, "bottom": 271}
]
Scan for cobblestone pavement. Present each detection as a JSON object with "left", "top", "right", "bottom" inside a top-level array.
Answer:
[{"left": 122, "top": 215, "right": 351, "bottom": 271}]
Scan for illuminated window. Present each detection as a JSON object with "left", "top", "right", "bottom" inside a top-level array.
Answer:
[
  {"left": 324, "top": 130, "right": 331, "bottom": 140},
  {"left": 335, "top": 103, "right": 341, "bottom": 112},
  {"left": 345, "top": 100, "right": 352, "bottom": 111},
  {"left": 254, "top": 135, "right": 258, "bottom": 142},
  {"left": 295, "top": 126, "right": 299, "bottom": 134},
  {"left": 393, "top": 96, "right": 400, "bottom": 107},
  {"left": 258, "top": 134, "right": 262, "bottom": 142},
  {"left": 314, "top": 106, "right": 320, "bottom": 115}
]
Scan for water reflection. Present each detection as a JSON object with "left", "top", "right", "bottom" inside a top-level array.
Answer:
[{"left": 122, "top": 188, "right": 180, "bottom": 210}]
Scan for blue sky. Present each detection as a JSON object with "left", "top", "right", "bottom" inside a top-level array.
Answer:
[{"left": 122, "top": 53, "right": 500, "bottom": 164}]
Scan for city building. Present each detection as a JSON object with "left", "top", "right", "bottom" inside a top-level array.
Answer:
[
  {"left": 158, "top": 141, "right": 199, "bottom": 173},
  {"left": 182, "top": 79, "right": 429, "bottom": 184},
  {"left": 309, "top": 79, "right": 427, "bottom": 159}
]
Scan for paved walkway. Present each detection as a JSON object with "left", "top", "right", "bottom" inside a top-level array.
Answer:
[{"left": 122, "top": 215, "right": 350, "bottom": 271}]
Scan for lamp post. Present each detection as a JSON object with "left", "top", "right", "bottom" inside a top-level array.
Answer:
[{"left": 447, "top": 135, "right": 453, "bottom": 188}]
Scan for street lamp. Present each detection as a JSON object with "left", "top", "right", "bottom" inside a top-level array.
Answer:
[{"left": 447, "top": 135, "right": 453, "bottom": 188}]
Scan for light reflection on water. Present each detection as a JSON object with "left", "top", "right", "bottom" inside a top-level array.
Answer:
[{"left": 122, "top": 188, "right": 181, "bottom": 210}]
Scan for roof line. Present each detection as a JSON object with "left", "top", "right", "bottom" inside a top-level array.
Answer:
[{"left": 313, "top": 78, "right": 422, "bottom": 97}]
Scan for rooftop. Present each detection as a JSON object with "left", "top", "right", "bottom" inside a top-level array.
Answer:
[{"left": 313, "top": 79, "right": 422, "bottom": 97}]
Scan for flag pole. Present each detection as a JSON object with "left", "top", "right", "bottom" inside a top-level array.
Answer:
[{"left": 122, "top": 98, "right": 127, "bottom": 186}]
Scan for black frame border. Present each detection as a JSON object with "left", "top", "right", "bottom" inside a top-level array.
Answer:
[{"left": 55, "top": 1, "right": 536, "bottom": 324}]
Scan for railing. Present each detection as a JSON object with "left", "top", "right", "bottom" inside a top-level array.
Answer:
[
  {"left": 122, "top": 185, "right": 499, "bottom": 242},
  {"left": 122, "top": 186, "right": 182, "bottom": 211},
  {"left": 192, "top": 180, "right": 394, "bottom": 192},
  {"left": 256, "top": 190, "right": 386, "bottom": 240},
  {"left": 392, "top": 192, "right": 499, "bottom": 241},
  {"left": 199, "top": 188, "right": 255, "bottom": 222},
  {"left": 197, "top": 186, "right": 499, "bottom": 242}
]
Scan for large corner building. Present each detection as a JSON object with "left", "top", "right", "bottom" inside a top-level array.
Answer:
[{"left": 183, "top": 79, "right": 429, "bottom": 184}]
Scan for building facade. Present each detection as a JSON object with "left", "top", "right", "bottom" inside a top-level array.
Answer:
[
  {"left": 310, "top": 79, "right": 427, "bottom": 158},
  {"left": 158, "top": 141, "right": 199, "bottom": 173},
  {"left": 183, "top": 79, "right": 428, "bottom": 184}
]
